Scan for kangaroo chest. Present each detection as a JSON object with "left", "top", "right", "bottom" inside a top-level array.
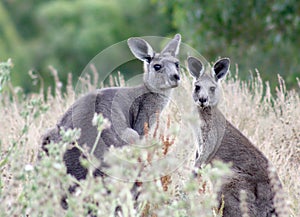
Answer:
[{"left": 196, "top": 108, "right": 226, "bottom": 165}]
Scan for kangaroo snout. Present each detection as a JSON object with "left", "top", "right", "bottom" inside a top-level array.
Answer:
[
  {"left": 168, "top": 73, "right": 180, "bottom": 88},
  {"left": 199, "top": 97, "right": 207, "bottom": 103},
  {"left": 198, "top": 97, "right": 208, "bottom": 107},
  {"left": 170, "top": 73, "right": 180, "bottom": 82}
]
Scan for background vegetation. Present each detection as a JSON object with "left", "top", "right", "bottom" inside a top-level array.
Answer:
[
  {"left": 1, "top": 0, "right": 300, "bottom": 93},
  {"left": 0, "top": 0, "right": 299, "bottom": 216},
  {"left": 1, "top": 0, "right": 171, "bottom": 92},
  {"left": 156, "top": 0, "right": 300, "bottom": 91}
]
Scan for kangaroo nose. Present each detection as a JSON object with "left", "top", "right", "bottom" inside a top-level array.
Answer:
[
  {"left": 199, "top": 98, "right": 208, "bottom": 103},
  {"left": 171, "top": 74, "right": 180, "bottom": 81}
]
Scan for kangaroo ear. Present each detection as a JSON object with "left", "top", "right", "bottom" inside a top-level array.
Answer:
[
  {"left": 213, "top": 58, "right": 230, "bottom": 80},
  {"left": 187, "top": 56, "right": 204, "bottom": 79},
  {"left": 161, "top": 33, "right": 181, "bottom": 57},
  {"left": 127, "top": 37, "right": 154, "bottom": 63}
]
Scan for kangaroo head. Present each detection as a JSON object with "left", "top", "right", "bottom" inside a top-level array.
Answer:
[
  {"left": 127, "top": 34, "right": 181, "bottom": 92},
  {"left": 187, "top": 56, "right": 230, "bottom": 108}
]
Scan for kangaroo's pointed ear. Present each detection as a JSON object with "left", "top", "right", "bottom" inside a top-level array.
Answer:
[
  {"left": 127, "top": 38, "right": 154, "bottom": 63},
  {"left": 213, "top": 58, "right": 230, "bottom": 81},
  {"left": 161, "top": 33, "right": 181, "bottom": 57},
  {"left": 187, "top": 56, "right": 204, "bottom": 79}
]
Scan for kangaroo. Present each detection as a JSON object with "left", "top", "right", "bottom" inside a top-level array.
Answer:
[
  {"left": 187, "top": 56, "right": 282, "bottom": 217},
  {"left": 41, "top": 34, "right": 181, "bottom": 181}
]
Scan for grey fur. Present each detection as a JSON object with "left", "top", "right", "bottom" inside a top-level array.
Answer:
[
  {"left": 188, "top": 57, "right": 282, "bottom": 217},
  {"left": 41, "top": 34, "right": 181, "bottom": 180}
]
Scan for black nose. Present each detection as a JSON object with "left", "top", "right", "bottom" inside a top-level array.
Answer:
[
  {"left": 171, "top": 74, "right": 180, "bottom": 81},
  {"left": 199, "top": 98, "right": 207, "bottom": 103}
]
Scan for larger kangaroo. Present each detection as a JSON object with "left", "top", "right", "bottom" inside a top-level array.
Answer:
[
  {"left": 42, "top": 34, "right": 181, "bottom": 181},
  {"left": 187, "top": 56, "right": 282, "bottom": 217}
]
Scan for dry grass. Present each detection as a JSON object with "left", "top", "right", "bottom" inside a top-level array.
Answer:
[
  {"left": 0, "top": 60, "right": 299, "bottom": 216},
  {"left": 221, "top": 69, "right": 299, "bottom": 215}
]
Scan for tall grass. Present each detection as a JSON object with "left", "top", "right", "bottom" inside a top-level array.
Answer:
[{"left": 0, "top": 60, "right": 298, "bottom": 216}]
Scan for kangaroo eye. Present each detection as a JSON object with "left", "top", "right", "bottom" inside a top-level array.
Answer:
[
  {"left": 153, "top": 64, "right": 162, "bottom": 71},
  {"left": 175, "top": 62, "right": 179, "bottom": 69},
  {"left": 210, "top": 87, "right": 216, "bottom": 92},
  {"left": 195, "top": 85, "right": 201, "bottom": 91}
]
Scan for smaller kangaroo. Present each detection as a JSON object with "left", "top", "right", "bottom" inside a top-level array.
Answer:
[
  {"left": 41, "top": 34, "right": 181, "bottom": 181},
  {"left": 187, "top": 56, "right": 282, "bottom": 217}
]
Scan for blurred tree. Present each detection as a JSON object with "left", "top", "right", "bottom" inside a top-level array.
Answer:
[
  {"left": 2, "top": 0, "right": 299, "bottom": 92},
  {"left": 1, "top": 0, "right": 45, "bottom": 90},
  {"left": 1, "top": 0, "right": 172, "bottom": 93},
  {"left": 155, "top": 0, "right": 300, "bottom": 90},
  {"left": 0, "top": 2, "right": 23, "bottom": 87}
]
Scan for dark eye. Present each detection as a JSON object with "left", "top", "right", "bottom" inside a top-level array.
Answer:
[
  {"left": 153, "top": 64, "right": 162, "bottom": 71},
  {"left": 175, "top": 62, "right": 179, "bottom": 69},
  {"left": 145, "top": 56, "right": 152, "bottom": 63},
  {"left": 195, "top": 85, "right": 201, "bottom": 91},
  {"left": 210, "top": 87, "right": 216, "bottom": 92}
]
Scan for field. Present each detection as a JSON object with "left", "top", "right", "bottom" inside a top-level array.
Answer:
[{"left": 0, "top": 60, "right": 299, "bottom": 216}]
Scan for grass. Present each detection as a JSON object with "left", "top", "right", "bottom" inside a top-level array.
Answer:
[{"left": 0, "top": 59, "right": 299, "bottom": 216}]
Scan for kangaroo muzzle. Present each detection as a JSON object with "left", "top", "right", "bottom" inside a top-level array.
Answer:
[
  {"left": 170, "top": 73, "right": 180, "bottom": 81},
  {"left": 197, "top": 97, "right": 209, "bottom": 108},
  {"left": 168, "top": 73, "right": 180, "bottom": 88}
]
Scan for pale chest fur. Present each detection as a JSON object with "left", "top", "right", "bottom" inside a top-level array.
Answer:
[{"left": 195, "top": 107, "right": 226, "bottom": 166}]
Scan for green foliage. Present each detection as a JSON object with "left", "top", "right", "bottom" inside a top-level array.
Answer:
[
  {"left": 155, "top": 0, "right": 300, "bottom": 90},
  {"left": 0, "top": 59, "right": 12, "bottom": 93},
  {"left": 1, "top": 0, "right": 300, "bottom": 93},
  {"left": 1, "top": 0, "right": 172, "bottom": 93}
]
